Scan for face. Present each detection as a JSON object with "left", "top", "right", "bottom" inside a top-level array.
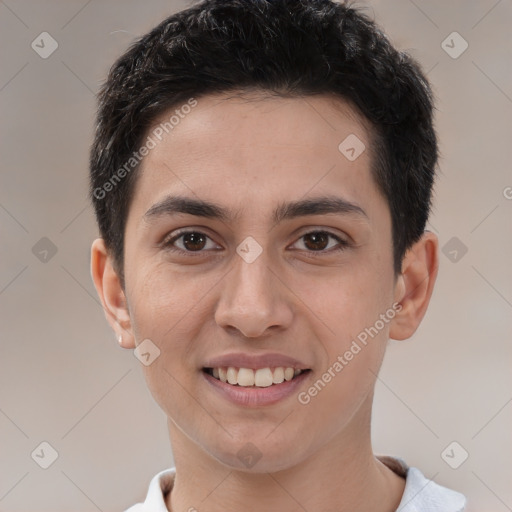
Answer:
[{"left": 120, "top": 92, "right": 403, "bottom": 471}]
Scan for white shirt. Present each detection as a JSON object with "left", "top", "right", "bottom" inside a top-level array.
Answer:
[{"left": 124, "top": 455, "right": 466, "bottom": 512}]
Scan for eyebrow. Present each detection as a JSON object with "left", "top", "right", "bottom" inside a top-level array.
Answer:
[{"left": 143, "top": 194, "right": 368, "bottom": 225}]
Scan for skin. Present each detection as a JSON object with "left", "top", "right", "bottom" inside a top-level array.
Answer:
[{"left": 91, "top": 92, "right": 439, "bottom": 512}]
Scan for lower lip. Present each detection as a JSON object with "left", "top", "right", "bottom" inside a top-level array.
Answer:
[{"left": 202, "top": 370, "right": 311, "bottom": 407}]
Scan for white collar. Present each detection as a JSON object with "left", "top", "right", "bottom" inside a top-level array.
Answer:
[{"left": 125, "top": 456, "right": 466, "bottom": 512}]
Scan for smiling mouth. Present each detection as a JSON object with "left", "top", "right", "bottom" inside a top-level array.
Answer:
[{"left": 203, "top": 366, "right": 311, "bottom": 387}]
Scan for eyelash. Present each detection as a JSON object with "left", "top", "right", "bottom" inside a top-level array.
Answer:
[{"left": 162, "top": 229, "right": 350, "bottom": 257}]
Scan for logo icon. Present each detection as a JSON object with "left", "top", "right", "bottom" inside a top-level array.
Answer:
[
  {"left": 134, "top": 338, "right": 161, "bottom": 366},
  {"left": 338, "top": 134, "right": 366, "bottom": 161},
  {"left": 441, "top": 32, "right": 468, "bottom": 59},
  {"left": 236, "top": 442, "right": 263, "bottom": 468},
  {"left": 442, "top": 236, "right": 468, "bottom": 263},
  {"left": 32, "top": 237, "right": 58, "bottom": 263},
  {"left": 441, "top": 441, "right": 469, "bottom": 469},
  {"left": 31, "top": 32, "right": 59, "bottom": 59},
  {"left": 31, "top": 441, "right": 59, "bottom": 469},
  {"left": 236, "top": 236, "right": 263, "bottom": 264}
]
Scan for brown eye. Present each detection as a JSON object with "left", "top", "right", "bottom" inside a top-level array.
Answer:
[
  {"left": 292, "top": 230, "right": 349, "bottom": 254},
  {"left": 303, "top": 232, "right": 330, "bottom": 251},
  {"left": 164, "top": 230, "right": 219, "bottom": 253},
  {"left": 180, "top": 232, "right": 207, "bottom": 251}
]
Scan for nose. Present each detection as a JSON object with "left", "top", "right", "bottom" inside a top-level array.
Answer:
[{"left": 214, "top": 248, "right": 293, "bottom": 339}]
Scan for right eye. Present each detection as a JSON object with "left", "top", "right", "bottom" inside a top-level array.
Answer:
[{"left": 162, "top": 230, "right": 221, "bottom": 254}]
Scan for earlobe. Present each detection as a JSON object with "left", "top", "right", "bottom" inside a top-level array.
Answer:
[
  {"left": 90, "top": 238, "right": 136, "bottom": 349},
  {"left": 389, "top": 231, "right": 439, "bottom": 341}
]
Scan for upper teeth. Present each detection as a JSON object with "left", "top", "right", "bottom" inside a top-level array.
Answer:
[{"left": 211, "top": 367, "right": 302, "bottom": 387}]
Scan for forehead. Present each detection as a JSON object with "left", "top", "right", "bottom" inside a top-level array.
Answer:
[{"left": 128, "top": 92, "right": 385, "bottom": 225}]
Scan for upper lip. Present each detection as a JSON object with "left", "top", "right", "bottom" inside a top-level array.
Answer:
[{"left": 203, "top": 352, "right": 310, "bottom": 370}]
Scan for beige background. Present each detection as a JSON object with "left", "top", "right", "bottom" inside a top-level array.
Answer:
[{"left": 1, "top": 1, "right": 511, "bottom": 511}]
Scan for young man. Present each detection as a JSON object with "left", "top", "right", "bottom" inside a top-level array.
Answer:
[{"left": 89, "top": 0, "right": 467, "bottom": 510}]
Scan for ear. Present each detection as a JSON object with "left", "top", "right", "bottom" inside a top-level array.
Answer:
[
  {"left": 389, "top": 230, "right": 439, "bottom": 341},
  {"left": 90, "top": 238, "right": 136, "bottom": 349}
]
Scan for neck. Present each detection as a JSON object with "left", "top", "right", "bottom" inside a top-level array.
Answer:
[{"left": 165, "top": 411, "right": 405, "bottom": 512}]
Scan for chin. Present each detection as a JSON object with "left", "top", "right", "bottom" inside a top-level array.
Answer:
[
  {"left": 203, "top": 430, "right": 308, "bottom": 474},
  {"left": 214, "top": 450, "right": 303, "bottom": 474}
]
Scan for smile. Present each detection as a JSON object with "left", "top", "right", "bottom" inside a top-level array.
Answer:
[{"left": 203, "top": 366, "right": 309, "bottom": 387}]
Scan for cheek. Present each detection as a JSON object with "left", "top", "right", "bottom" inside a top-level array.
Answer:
[
  {"left": 297, "top": 328, "right": 387, "bottom": 433},
  {"left": 126, "top": 263, "right": 205, "bottom": 408},
  {"left": 307, "top": 262, "right": 390, "bottom": 331},
  {"left": 302, "top": 267, "right": 392, "bottom": 398},
  {"left": 128, "top": 260, "right": 208, "bottom": 338}
]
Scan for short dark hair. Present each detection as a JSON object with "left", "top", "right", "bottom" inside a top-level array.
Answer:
[{"left": 89, "top": 0, "right": 438, "bottom": 288}]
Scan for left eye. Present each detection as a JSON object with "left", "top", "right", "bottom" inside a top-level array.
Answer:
[{"left": 291, "top": 231, "right": 348, "bottom": 253}]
